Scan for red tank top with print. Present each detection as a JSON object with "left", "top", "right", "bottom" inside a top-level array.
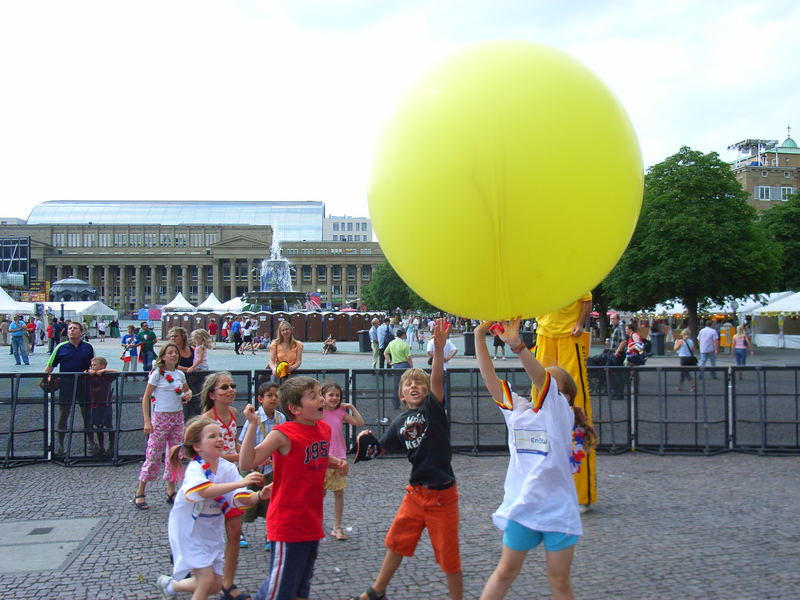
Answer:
[
  {"left": 213, "top": 406, "right": 238, "bottom": 455},
  {"left": 266, "top": 420, "right": 331, "bottom": 542}
]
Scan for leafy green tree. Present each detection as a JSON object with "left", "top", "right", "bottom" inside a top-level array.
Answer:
[
  {"left": 760, "top": 192, "right": 800, "bottom": 290},
  {"left": 362, "top": 260, "right": 439, "bottom": 312},
  {"left": 603, "top": 146, "right": 780, "bottom": 338}
]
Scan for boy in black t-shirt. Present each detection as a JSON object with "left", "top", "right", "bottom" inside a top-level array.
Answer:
[{"left": 349, "top": 319, "right": 463, "bottom": 600}]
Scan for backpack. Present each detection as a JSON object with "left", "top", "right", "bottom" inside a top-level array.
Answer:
[
  {"left": 641, "top": 338, "right": 652, "bottom": 355},
  {"left": 381, "top": 326, "right": 395, "bottom": 349}
]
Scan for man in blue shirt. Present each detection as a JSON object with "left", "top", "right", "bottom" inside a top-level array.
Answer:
[
  {"left": 9, "top": 314, "right": 30, "bottom": 365},
  {"left": 45, "top": 321, "right": 95, "bottom": 456},
  {"left": 369, "top": 317, "right": 380, "bottom": 368},
  {"left": 231, "top": 316, "right": 243, "bottom": 355},
  {"left": 377, "top": 317, "right": 394, "bottom": 369}
]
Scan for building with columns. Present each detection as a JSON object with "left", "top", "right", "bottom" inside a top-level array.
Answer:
[{"left": 1, "top": 200, "right": 385, "bottom": 310}]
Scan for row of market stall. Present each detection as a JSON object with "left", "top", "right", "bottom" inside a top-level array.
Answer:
[{"left": 641, "top": 292, "right": 800, "bottom": 348}]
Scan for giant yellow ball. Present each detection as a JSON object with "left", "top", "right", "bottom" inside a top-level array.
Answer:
[{"left": 369, "top": 41, "right": 643, "bottom": 320}]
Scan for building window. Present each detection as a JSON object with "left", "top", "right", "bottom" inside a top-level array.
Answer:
[
  {"left": 290, "top": 266, "right": 297, "bottom": 284},
  {"left": 222, "top": 262, "right": 231, "bottom": 280},
  {"left": 160, "top": 233, "right": 172, "bottom": 247},
  {"left": 285, "top": 248, "right": 299, "bottom": 255},
  {"left": 52, "top": 233, "right": 65, "bottom": 246},
  {"left": 347, "top": 235, "right": 353, "bottom": 242},
  {"left": 114, "top": 233, "right": 127, "bottom": 248},
  {"left": 315, "top": 248, "right": 328, "bottom": 254},
  {"left": 785, "top": 172, "right": 792, "bottom": 178},
  {"left": 190, "top": 265, "right": 199, "bottom": 280},
  {"left": 190, "top": 233, "right": 203, "bottom": 247},
  {"left": 333, "top": 222, "right": 339, "bottom": 231},
  {"left": 756, "top": 186, "right": 772, "bottom": 201},
  {"left": 206, "top": 233, "right": 218, "bottom": 245},
  {"left": 347, "top": 284, "right": 357, "bottom": 296},
  {"left": 302, "top": 249, "right": 313, "bottom": 255},
  {"left": 316, "top": 265, "right": 327, "bottom": 282},
  {"left": 67, "top": 233, "right": 81, "bottom": 247},
  {"left": 175, "top": 233, "right": 188, "bottom": 247},
  {"left": 332, "top": 266, "right": 341, "bottom": 281},
  {"left": 129, "top": 233, "right": 142, "bottom": 247},
  {"left": 144, "top": 233, "right": 157, "bottom": 247},
  {"left": 781, "top": 187, "right": 795, "bottom": 201},
  {"left": 302, "top": 265, "right": 312, "bottom": 282},
  {"left": 332, "top": 284, "right": 341, "bottom": 296},
  {"left": 190, "top": 285, "right": 198, "bottom": 298},
  {"left": 761, "top": 170, "right": 768, "bottom": 177},
  {"left": 359, "top": 248, "right": 372, "bottom": 255},
  {"left": 362, "top": 265, "right": 371, "bottom": 281},
  {"left": 157, "top": 286, "right": 166, "bottom": 295},
  {"left": 83, "top": 233, "right": 96, "bottom": 247},
  {"left": 97, "top": 233, "right": 110, "bottom": 247},
  {"left": 347, "top": 222, "right": 353, "bottom": 231},
  {"left": 347, "top": 265, "right": 356, "bottom": 281},
  {"left": 331, "top": 248, "right": 342, "bottom": 254}
]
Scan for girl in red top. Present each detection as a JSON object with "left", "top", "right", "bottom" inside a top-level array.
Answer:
[{"left": 200, "top": 371, "right": 249, "bottom": 600}]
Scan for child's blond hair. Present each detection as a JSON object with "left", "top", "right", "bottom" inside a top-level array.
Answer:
[
  {"left": 191, "top": 328, "right": 213, "bottom": 349},
  {"left": 92, "top": 356, "right": 108, "bottom": 368}
]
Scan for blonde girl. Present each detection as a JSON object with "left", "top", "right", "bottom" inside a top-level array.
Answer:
[
  {"left": 321, "top": 380, "right": 364, "bottom": 540},
  {"left": 200, "top": 372, "right": 249, "bottom": 600},
  {"left": 268, "top": 321, "right": 304, "bottom": 382},
  {"left": 674, "top": 328, "right": 697, "bottom": 392},
  {"left": 134, "top": 342, "right": 192, "bottom": 510},
  {"left": 189, "top": 328, "right": 213, "bottom": 373},
  {"left": 156, "top": 417, "right": 265, "bottom": 600}
]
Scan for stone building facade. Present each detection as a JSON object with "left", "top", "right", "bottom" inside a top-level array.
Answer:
[{"left": 730, "top": 133, "right": 799, "bottom": 210}]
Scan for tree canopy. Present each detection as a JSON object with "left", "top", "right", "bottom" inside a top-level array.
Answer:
[
  {"left": 361, "top": 260, "right": 439, "bottom": 312},
  {"left": 603, "top": 146, "right": 780, "bottom": 336},
  {"left": 760, "top": 191, "right": 800, "bottom": 290}
]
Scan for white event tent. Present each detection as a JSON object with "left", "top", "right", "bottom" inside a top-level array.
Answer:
[
  {"left": 196, "top": 293, "right": 224, "bottom": 312},
  {"left": 0, "top": 286, "right": 34, "bottom": 315},
  {"left": 219, "top": 296, "right": 247, "bottom": 312},
  {"left": 162, "top": 292, "right": 195, "bottom": 312},
  {"left": 751, "top": 292, "right": 800, "bottom": 349},
  {"left": 44, "top": 301, "right": 118, "bottom": 320}
]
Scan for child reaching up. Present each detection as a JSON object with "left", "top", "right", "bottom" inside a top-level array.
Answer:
[
  {"left": 474, "top": 318, "right": 596, "bottom": 600},
  {"left": 239, "top": 376, "right": 349, "bottom": 600},
  {"left": 320, "top": 381, "right": 364, "bottom": 540},
  {"left": 156, "top": 417, "right": 265, "bottom": 600},
  {"left": 199, "top": 372, "right": 249, "bottom": 600},
  {"left": 348, "top": 318, "right": 463, "bottom": 600}
]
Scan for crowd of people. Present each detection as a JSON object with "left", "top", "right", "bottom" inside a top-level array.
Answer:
[{"left": 1, "top": 305, "right": 759, "bottom": 599}]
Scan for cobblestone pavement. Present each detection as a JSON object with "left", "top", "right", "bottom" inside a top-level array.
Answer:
[{"left": 1, "top": 452, "right": 799, "bottom": 600}]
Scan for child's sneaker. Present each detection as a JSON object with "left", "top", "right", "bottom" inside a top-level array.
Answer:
[
  {"left": 264, "top": 540, "right": 271, "bottom": 551},
  {"left": 156, "top": 574, "right": 176, "bottom": 599},
  {"left": 239, "top": 533, "right": 250, "bottom": 548}
]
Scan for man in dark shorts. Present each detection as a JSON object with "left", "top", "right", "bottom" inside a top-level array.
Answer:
[{"left": 45, "top": 321, "right": 95, "bottom": 456}]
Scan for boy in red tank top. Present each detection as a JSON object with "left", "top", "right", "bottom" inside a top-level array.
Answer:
[{"left": 240, "top": 376, "right": 349, "bottom": 600}]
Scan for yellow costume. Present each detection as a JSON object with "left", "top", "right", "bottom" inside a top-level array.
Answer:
[{"left": 532, "top": 292, "right": 597, "bottom": 506}]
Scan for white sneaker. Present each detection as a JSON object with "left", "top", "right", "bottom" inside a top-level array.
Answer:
[
  {"left": 156, "top": 575, "right": 176, "bottom": 598},
  {"left": 578, "top": 504, "right": 592, "bottom": 514}
]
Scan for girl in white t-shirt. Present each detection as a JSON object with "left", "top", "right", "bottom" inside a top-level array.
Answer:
[
  {"left": 155, "top": 416, "right": 264, "bottom": 599},
  {"left": 474, "top": 317, "right": 596, "bottom": 600},
  {"left": 134, "top": 342, "right": 193, "bottom": 510}
]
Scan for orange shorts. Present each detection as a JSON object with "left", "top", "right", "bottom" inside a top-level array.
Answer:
[
  {"left": 384, "top": 483, "right": 461, "bottom": 574},
  {"left": 225, "top": 507, "right": 244, "bottom": 520}
]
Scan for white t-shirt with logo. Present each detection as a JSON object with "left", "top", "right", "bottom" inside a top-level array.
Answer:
[{"left": 492, "top": 372, "right": 582, "bottom": 536}]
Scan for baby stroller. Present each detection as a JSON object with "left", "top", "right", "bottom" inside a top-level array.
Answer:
[{"left": 587, "top": 349, "right": 614, "bottom": 394}]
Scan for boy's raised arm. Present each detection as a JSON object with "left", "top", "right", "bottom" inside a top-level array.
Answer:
[
  {"left": 474, "top": 321, "right": 503, "bottom": 401},
  {"left": 240, "top": 404, "right": 289, "bottom": 470},
  {"left": 430, "top": 318, "right": 449, "bottom": 403},
  {"left": 498, "top": 317, "right": 546, "bottom": 389}
]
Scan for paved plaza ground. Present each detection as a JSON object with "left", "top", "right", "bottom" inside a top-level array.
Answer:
[
  {"left": 2, "top": 328, "right": 800, "bottom": 599},
  {"left": 1, "top": 451, "right": 798, "bottom": 599}
]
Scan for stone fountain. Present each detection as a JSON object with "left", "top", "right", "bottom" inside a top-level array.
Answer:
[{"left": 241, "top": 226, "right": 307, "bottom": 312}]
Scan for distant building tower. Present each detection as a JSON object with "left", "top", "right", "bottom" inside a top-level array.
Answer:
[{"left": 729, "top": 126, "right": 799, "bottom": 210}]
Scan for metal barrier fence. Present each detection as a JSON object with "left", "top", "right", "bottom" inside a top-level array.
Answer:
[{"left": 2, "top": 365, "right": 799, "bottom": 467}]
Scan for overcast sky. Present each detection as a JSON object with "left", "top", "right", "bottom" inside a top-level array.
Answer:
[{"left": 1, "top": 0, "right": 798, "bottom": 221}]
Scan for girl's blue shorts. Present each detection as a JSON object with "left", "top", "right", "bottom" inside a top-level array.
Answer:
[{"left": 502, "top": 519, "right": 579, "bottom": 552}]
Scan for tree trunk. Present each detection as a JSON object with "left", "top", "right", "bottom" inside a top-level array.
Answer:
[{"left": 683, "top": 292, "right": 699, "bottom": 343}]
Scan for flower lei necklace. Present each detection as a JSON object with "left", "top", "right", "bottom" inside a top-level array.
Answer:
[
  {"left": 570, "top": 425, "right": 587, "bottom": 474},
  {"left": 194, "top": 455, "right": 231, "bottom": 515},
  {"left": 151, "top": 367, "right": 183, "bottom": 398}
]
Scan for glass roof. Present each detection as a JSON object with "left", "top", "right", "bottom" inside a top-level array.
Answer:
[{"left": 27, "top": 200, "right": 325, "bottom": 240}]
